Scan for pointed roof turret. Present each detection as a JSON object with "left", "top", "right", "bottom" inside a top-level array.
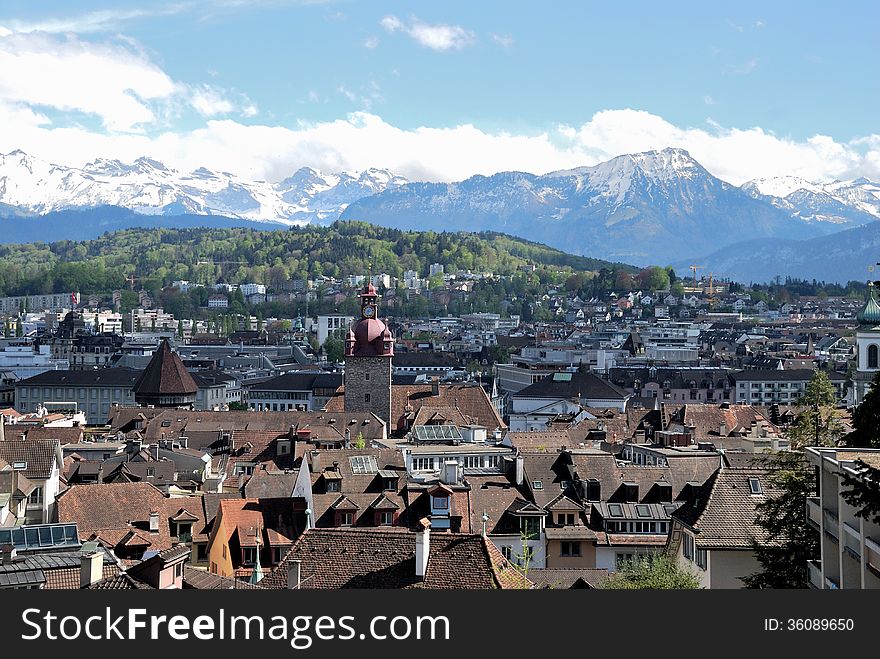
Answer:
[{"left": 132, "top": 339, "right": 198, "bottom": 407}]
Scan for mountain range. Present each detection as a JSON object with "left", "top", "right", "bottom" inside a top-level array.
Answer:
[{"left": 1, "top": 148, "right": 878, "bottom": 281}]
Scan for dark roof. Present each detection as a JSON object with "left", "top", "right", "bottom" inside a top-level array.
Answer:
[
  {"left": 16, "top": 368, "right": 142, "bottom": 388},
  {"left": 392, "top": 352, "right": 463, "bottom": 368},
  {"left": 183, "top": 566, "right": 262, "bottom": 589},
  {"left": 260, "top": 528, "right": 530, "bottom": 589},
  {"left": 529, "top": 568, "right": 608, "bottom": 589},
  {"left": 515, "top": 371, "right": 629, "bottom": 401},
  {"left": 0, "top": 438, "right": 60, "bottom": 480},
  {"left": 730, "top": 369, "right": 845, "bottom": 382},
  {"left": 249, "top": 372, "right": 342, "bottom": 392},
  {"left": 133, "top": 339, "right": 198, "bottom": 395},
  {"left": 671, "top": 467, "right": 780, "bottom": 549}
]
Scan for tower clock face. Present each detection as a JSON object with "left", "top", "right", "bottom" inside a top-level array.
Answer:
[{"left": 363, "top": 305, "right": 376, "bottom": 318}]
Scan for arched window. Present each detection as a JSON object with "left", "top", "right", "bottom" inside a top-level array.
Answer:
[{"left": 869, "top": 344, "right": 879, "bottom": 369}]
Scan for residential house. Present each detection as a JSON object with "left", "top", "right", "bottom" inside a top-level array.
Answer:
[{"left": 667, "top": 460, "right": 777, "bottom": 588}]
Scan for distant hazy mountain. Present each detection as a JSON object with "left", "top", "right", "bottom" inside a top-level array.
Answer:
[
  {"left": 741, "top": 175, "right": 880, "bottom": 228},
  {"left": 0, "top": 150, "right": 407, "bottom": 224},
  {"left": 340, "top": 148, "right": 831, "bottom": 265},
  {"left": 684, "top": 220, "right": 880, "bottom": 283}
]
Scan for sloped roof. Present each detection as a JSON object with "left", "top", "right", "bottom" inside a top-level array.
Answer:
[
  {"left": 672, "top": 467, "right": 780, "bottom": 549},
  {"left": 132, "top": 339, "right": 198, "bottom": 395},
  {"left": 0, "top": 437, "right": 61, "bottom": 480},
  {"left": 260, "top": 528, "right": 532, "bottom": 589}
]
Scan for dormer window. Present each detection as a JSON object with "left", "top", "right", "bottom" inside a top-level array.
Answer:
[
  {"left": 241, "top": 547, "right": 256, "bottom": 566},
  {"left": 383, "top": 477, "right": 397, "bottom": 491},
  {"left": 557, "top": 513, "right": 575, "bottom": 526},
  {"left": 586, "top": 479, "right": 601, "bottom": 502},
  {"left": 326, "top": 478, "right": 341, "bottom": 493},
  {"left": 431, "top": 495, "right": 449, "bottom": 511},
  {"left": 623, "top": 482, "right": 639, "bottom": 502}
]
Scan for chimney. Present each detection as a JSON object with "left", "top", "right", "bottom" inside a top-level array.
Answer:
[
  {"left": 719, "top": 422, "right": 728, "bottom": 436},
  {"left": 514, "top": 454, "right": 524, "bottom": 486},
  {"left": 149, "top": 510, "right": 160, "bottom": 533},
  {"left": 415, "top": 527, "right": 431, "bottom": 579},
  {"left": 80, "top": 549, "right": 103, "bottom": 588},
  {"left": 311, "top": 450, "right": 322, "bottom": 473},
  {"left": 0, "top": 544, "right": 17, "bottom": 564},
  {"left": 431, "top": 377, "right": 440, "bottom": 396},
  {"left": 286, "top": 559, "right": 302, "bottom": 589},
  {"left": 441, "top": 460, "right": 459, "bottom": 485},
  {"left": 97, "top": 464, "right": 104, "bottom": 484}
]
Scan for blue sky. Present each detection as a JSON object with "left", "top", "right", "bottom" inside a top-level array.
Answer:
[{"left": 0, "top": 0, "right": 877, "bottom": 183}]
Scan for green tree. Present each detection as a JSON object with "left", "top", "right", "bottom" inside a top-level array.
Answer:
[
  {"left": 177, "top": 319, "right": 184, "bottom": 339},
  {"left": 788, "top": 371, "right": 844, "bottom": 448},
  {"left": 840, "top": 460, "right": 880, "bottom": 525},
  {"left": 743, "top": 452, "right": 819, "bottom": 588},
  {"left": 353, "top": 432, "right": 366, "bottom": 449},
  {"left": 636, "top": 266, "right": 670, "bottom": 291},
  {"left": 601, "top": 554, "right": 700, "bottom": 589},
  {"left": 15, "top": 317, "right": 23, "bottom": 337},
  {"left": 324, "top": 336, "right": 345, "bottom": 363},
  {"left": 847, "top": 371, "right": 880, "bottom": 448}
]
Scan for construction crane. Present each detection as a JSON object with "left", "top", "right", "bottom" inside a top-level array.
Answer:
[
  {"left": 689, "top": 264, "right": 704, "bottom": 292},
  {"left": 707, "top": 272, "right": 715, "bottom": 309},
  {"left": 124, "top": 274, "right": 142, "bottom": 290}
]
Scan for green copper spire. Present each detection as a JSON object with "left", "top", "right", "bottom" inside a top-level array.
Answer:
[{"left": 857, "top": 283, "right": 880, "bottom": 326}]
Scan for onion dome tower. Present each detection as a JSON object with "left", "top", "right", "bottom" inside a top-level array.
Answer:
[{"left": 343, "top": 282, "right": 393, "bottom": 426}]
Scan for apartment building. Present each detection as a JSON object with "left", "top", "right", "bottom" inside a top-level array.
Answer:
[{"left": 804, "top": 447, "right": 880, "bottom": 589}]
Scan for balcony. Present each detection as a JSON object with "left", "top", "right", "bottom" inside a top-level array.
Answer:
[
  {"left": 843, "top": 522, "right": 861, "bottom": 559},
  {"left": 806, "top": 497, "right": 821, "bottom": 530},
  {"left": 807, "top": 559, "right": 823, "bottom": 589},
  {"left": 866, "top": 537, "right": 880, "bottom": 574},
  {"left": 823, "top": 509, "right": 839, "bottom": 540}
]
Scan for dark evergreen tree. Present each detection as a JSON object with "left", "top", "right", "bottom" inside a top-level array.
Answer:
[
  {"left": 847, "top": 371, "right": 880, "bottom": 448},
  {"left": 743, "top": 452, "right": 819, "bottom": 588},
  {"left": 840, "top": 460, "right": 880, "bottom": 525}
]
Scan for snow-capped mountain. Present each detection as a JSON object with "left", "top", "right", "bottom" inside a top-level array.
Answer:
[
  {"left": 340, "top": 147, "right": 824, "bottom": 265},
  {"left": 742, "top": 175, "right": 880, "bottom": 227},
  {"left": 0, "top": 150, "right": 407, "bottom": 224}
]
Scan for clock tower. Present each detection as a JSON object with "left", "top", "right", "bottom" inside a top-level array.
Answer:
[{"left": 343, "top": 282, "right": 393, "bottom": 427}]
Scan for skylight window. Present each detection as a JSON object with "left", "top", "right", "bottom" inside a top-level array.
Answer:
[
  {"left": 636, "top": 504, "right": 652, "bottom": 518},
  {"left": 532, "top": 480, "right": 543, "bottom": 490},
  {"left": 748, "top": 477, "right": 763, "bottom": 495},
  {"left": 349, "top": 455, "right": 379, "bottom": 474}
]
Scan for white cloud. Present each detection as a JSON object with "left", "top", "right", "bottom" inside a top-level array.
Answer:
[
  {"left": 490, "top": 33, "right": 514, "bottom": 48},
  {"left": 703, "top": 95, "right": 716, "bottom": 106},
  {"left": 0, "top": 31, "right": 179, "bottom": 131},
  {"left": 190, "top": 85, "right": 236, "bottom": 117},
  {"left": 726, "top": 56, "right": 759, "bottom": 75},
  {"left": 0, "top": 29, "right": 258, "bottom": 131},
  {"left": 0, "top": 4, "right": 191, "bottom": 34},
  {"left": 380, "top": 14, "right": 475, "bottom": 51},
  {"left": 363, "top": 36, "right": 379, "bottom": 49},
  {"left": 2, "top": 107, "right": 878, "bottom": 188}
]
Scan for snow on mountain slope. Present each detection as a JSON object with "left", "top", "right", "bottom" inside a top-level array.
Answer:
[
  {"left": 741, "top": 175, "right": 880, "bottom": 226},
  {"left": 0, "top": 151, "right": 407, "bottom": 224}
]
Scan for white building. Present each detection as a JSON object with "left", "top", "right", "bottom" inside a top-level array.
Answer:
[
  {"left": 317, "top": 314, "right": 353, "bottom": 346},
  {"left": 239, "top": 283, "right": 266, "bottom": 297},
  {"left": 805, "top": 446, "right": 880, "bottom": 589},
  {"left": 207, "top": 295, "right": 229, "bottom": 309}
]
